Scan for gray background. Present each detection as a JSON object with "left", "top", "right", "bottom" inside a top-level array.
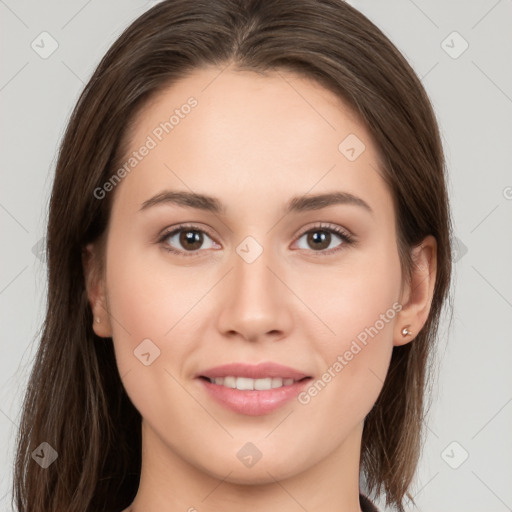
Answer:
[{"left": 1, "top": 0, "right": 511, "bottom": 510}]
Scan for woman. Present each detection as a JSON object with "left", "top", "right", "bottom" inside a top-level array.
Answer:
[{"left": 13, "top": 1, "right": 452, "bottom": 511}]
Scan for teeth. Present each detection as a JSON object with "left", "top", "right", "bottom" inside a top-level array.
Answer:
[{"left": 210, "top": 376, "right": 297, "bottom": 390}]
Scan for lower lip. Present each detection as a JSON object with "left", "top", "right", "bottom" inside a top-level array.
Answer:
[{"left": 197, "top": 377, "right": 312, "bottom": 416}]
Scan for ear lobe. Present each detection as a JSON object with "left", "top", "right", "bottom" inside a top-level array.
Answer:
[
  {"left": 82, "top": 242, "right": 112, "bottom": 338},
  {"left": 394, "top": 235, "right": 437, "bottom": 346}
]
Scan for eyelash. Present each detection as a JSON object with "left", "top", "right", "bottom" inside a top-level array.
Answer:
[{"left": 157, "top": 222, "right": 355, "bottom": 258}]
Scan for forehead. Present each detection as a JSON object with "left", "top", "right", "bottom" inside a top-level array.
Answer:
[{"left": 110, "top": 65, "right": 391, "bottom": 223}]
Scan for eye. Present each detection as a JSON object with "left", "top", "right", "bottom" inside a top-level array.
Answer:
[
  {"left": 294, "top": 223, "right": 354, "bottom": 254},
  {"left": 158, "top": 222, "right": 354, "bottom": 257},
  {"left": 158, "top": 224, "right": 219, "bottom": 256}
]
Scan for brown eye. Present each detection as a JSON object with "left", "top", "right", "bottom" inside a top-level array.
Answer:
[
  {"left": 160, "top": 225, "right": 218, "bottom": 256},
  {"left": 296, "top": 226, "right": 352, "bottom": 253}
]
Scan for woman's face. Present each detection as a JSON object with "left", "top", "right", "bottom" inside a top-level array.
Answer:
[{"left": 87, "top": 65, "right": 421, "bottom": 486}]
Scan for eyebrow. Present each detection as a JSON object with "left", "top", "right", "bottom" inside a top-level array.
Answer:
[{"left": 139, "top": 190, "right": 373, "bottom": 216}]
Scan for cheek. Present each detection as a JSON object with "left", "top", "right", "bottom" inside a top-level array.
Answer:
[
  {"left": 298, "top": 236, "right": 402, "bottom": 346},
  {"left": 103, "top": 245, "right": 207, "bottom": 376},
  {"left": 103, "top": 252, "right": 207, "bottom": 429},
  {"left": 294, "top": 245, "right": 401, "bottom": 427}
]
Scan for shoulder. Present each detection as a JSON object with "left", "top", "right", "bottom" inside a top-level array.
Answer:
[{"left": 359, "top": 492, "right": 381, "bottom": 512}]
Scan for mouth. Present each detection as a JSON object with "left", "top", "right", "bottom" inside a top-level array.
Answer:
[
  {"left": 196, "top": 375, "right": 313, "bottom": 416},
  {"left": 198, "top": 375, "right": 311, "bottom": 390}
]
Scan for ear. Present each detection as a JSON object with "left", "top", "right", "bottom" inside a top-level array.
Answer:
[
  {"left": 394, "top": 235, "right": 437, "bottom": 346},
  {"left": 82, "top": 242, "right": 112, "bottom": 338}
]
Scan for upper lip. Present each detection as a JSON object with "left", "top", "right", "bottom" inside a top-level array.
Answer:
[{"left": 197, "top": 362, "right": 310, "bottom": 380}]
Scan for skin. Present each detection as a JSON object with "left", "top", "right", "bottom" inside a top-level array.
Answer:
[{"left": 83, "top": 64, "right": 437, "bottom": 512}]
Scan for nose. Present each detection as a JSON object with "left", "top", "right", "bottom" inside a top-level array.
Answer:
[{"left": 216, "top": 241, "right": 293, "bottom": 343}]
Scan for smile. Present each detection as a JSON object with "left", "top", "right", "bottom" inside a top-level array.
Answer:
[
  {"left": 197, "top": 376, "right": 312, "bottom": 415},
  {"left": 204, "top": 376, "right": 307, "bottom": 390}
]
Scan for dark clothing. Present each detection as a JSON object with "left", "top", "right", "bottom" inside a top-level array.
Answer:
[{"left": 360, "top": 493, "right": 380, "bottom": 512}]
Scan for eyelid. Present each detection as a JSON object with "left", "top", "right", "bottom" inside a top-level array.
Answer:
[
  {"left": 292, "top": 221, "right": 353, "bottom": 243},
  {"left": 158, "top": 222, "right": 216, "bottom": 239}
]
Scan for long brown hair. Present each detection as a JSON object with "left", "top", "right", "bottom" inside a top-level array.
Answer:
[{"left": 13, "top": 1, "right": 452, "bottom": 511}]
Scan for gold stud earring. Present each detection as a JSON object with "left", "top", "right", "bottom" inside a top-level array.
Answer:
[
  {"left": 95, "top": 317, "right": 101, "bottom": 324},
  {"left": 401, "top": 326, "right": 411, "bottom": 337}
]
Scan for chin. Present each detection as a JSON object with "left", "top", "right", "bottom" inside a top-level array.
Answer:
[{"left": 198, "top": 456, "right": 306, "bottom": 486}]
